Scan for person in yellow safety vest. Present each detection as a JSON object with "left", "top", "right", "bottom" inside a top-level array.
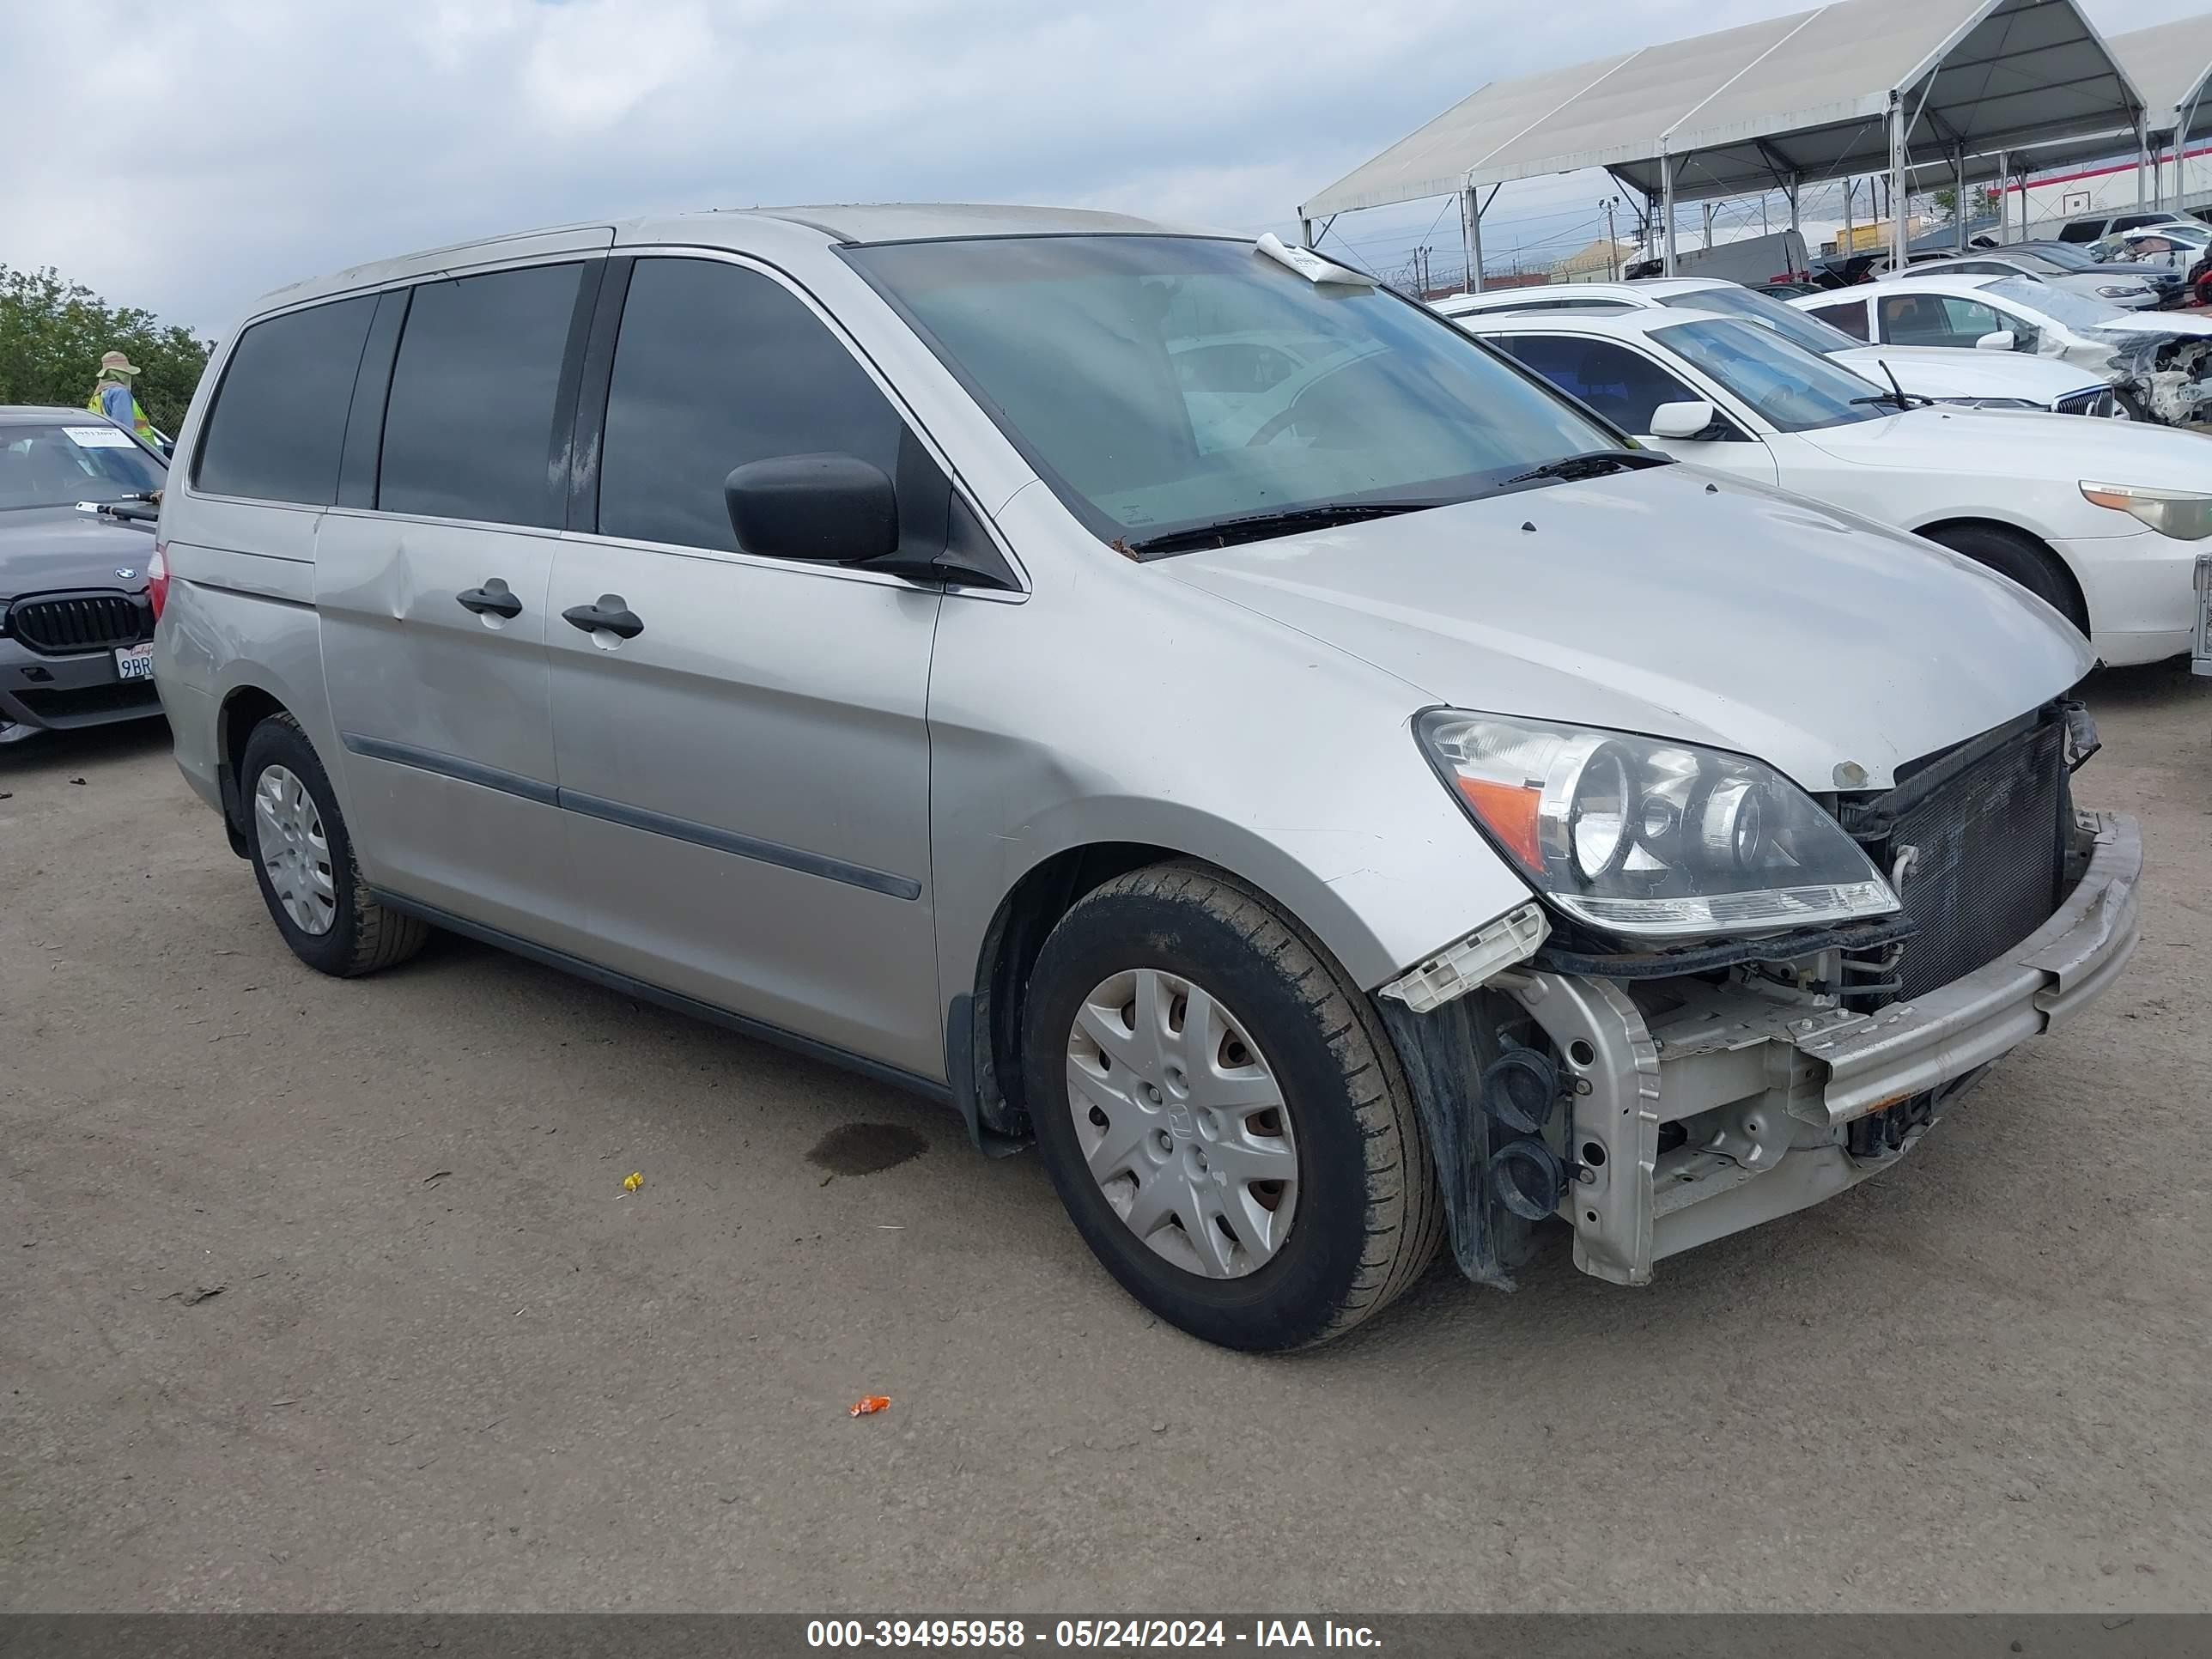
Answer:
[{"left": 88, "top": 350, "right": 161, "bottom": 449}]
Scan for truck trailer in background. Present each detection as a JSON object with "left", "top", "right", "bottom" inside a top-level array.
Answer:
[{"left": 1624, "top": 228, "right": 1809, "bottom": 286}]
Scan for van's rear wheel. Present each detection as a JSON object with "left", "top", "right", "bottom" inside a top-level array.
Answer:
[
  {"left": 1020, "top": 864, "right": 1441, "bottom": 1351},
  {"left": 240, "top": 714, "right": 428, "bottom": 977}
]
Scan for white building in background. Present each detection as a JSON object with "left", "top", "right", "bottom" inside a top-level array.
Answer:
[{"left": 2002, "top": 145, "right": 2212, "bottom": 235}]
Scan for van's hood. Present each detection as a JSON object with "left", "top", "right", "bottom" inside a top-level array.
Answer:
[
  {"left": 1167, "top": 466, "right": 2088, "bottom": 792},
  {"left": 1795, "top": 404, "right": 2208, "bottom": 488},
  {"left": 0, "top": 503, "right": 155, "bottom": 597}
]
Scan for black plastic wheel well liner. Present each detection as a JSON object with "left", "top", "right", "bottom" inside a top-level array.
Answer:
[
  {"left": 964, "top": 842, "right": 1180, "bottom": 1147},
  {"left": 216, "top": 684, "right": 290, "bottom": 855},
  {"left": 1374, "top": 988, "right": 1547, "bottom": 1291}
]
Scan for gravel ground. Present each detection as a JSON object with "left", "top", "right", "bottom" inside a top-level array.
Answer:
[{"left": 3, "top": 662, "right": 2209, "bottom": 1613}]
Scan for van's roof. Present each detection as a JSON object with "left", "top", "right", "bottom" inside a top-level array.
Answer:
[
  {"left": 252, "top": 203, "right": 1225, "bottom": 316},
  {"left": 753, "top": 202, "right": 1206, "bottom": 243}
]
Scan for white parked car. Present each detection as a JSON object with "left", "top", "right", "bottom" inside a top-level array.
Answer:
[
  {"left": 1791, "top": 273, "right": 2212, "bottom": 427},
  {"left": 1437, "top": 279, "right": 2124, "bottom": 416},
  {"left": 1880, "top": 249, "right": 2159, "bottom": 309},
  {"left": 2055, "top": 210, "right": 2197, "bottom": 245},
  {"left": 2091, "top": 222, "right": 2212, "bottom": 276},
  {"left": 1462, "top": 307, "right": 2208, "bottom": 665}
]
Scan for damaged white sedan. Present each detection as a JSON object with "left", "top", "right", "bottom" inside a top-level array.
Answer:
[{"left": 1794, "top": 273, "right": 2212, "bottom": 428}]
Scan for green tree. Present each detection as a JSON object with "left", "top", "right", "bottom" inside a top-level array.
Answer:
[
  {"left": 0, "top": 264, "right": 212, "bottom": 436},
  {"left": 1930, "top": 185, "right": 2000, "bottom": 226}
]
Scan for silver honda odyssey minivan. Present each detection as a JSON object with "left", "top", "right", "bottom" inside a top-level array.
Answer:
[{"left": 153, "top": 205, "right": 2141, "bottom": 1350}]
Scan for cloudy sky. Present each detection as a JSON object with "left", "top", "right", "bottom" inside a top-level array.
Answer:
[{"left": 3, "top": 0, "right": 2204, "bottom": 337}]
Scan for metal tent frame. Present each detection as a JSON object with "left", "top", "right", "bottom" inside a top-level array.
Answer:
[
  {"left": 1898, "top": 15, "right": 2212, "bottom": 228},
  {"left": 1297, "top": 0, "right": 2144, "bottom": 289}
]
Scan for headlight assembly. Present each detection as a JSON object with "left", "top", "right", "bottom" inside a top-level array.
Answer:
[
  {"left": 1416, "top": 711, "right": 1899, "bottom": 939},
  {"left": 2081, "top": 480, "right": 2212, "bottom": 540}
]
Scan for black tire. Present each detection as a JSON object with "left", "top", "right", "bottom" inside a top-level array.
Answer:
[
  {"left": 239, "top": 713, "right": 428, "bottom": 977},
  {"left": 1020, "top": 862, "right": 1443, "bottom": 1351},
  {"left": 1922, "top": 523, "right": 2089, "bottom": 637}
]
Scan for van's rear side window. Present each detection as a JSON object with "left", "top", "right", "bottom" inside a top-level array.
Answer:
[
  {"left": 193, "top": 296, "right": 376, "bottom": 504},
  {"left": 377, "top": 263, "right": 582, "bottom": 528}
]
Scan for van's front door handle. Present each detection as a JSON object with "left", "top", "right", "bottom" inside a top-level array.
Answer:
[
  {"left": 456, "top": 580, "right": 523, "bottom": 619},
  {"left": 562, "top": 597, "right": 644, "bottom": 640}
]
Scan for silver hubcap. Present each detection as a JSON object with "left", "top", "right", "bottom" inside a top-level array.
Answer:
[
  {"left": 1065, "top": 968, "right": 1298, "bottom": 1279},
  {"left": 253, "top": 764, "right": 337, "bottom": 936}
]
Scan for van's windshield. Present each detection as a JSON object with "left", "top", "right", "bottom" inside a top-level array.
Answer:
[{"left": 844, "top": 235, "right": 1626, "bottom": 554}]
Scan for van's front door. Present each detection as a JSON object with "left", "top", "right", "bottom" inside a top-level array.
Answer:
[
  {"left": 316, "top": 256, "right": 605, "bottom": 953},
  {"left": 545, "top": 254, "right": 945, "bottom": 1078}
]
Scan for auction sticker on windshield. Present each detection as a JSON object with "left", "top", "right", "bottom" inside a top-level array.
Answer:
[
  {"left": 64, "top": 425, "right": 137, "bottom": 448},
  {"left": 115, "top": 642, "right": 155, "bottom": 681}
]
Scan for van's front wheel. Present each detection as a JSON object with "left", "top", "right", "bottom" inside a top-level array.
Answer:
[
  {"left": 240, "top": 714, "right": 428, "bottom": 977},
  {"left": 1020, "top": 864, "right": 1441, "bottom": 1350}
]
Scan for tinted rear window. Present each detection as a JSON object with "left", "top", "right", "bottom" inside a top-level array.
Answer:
[
  {"left": 379, "top": 263, "right": 583, "bottom": 527},
  {"left": 193, "top": 296, "right": 376, "bottom": 504}
]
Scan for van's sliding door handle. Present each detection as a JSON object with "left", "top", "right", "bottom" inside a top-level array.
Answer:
[
  {"left": 562, "top": 597, "right": 644, "bottom": 640},
  {"left": 456, "top": 580, "right": 523, "bottom": 618}
]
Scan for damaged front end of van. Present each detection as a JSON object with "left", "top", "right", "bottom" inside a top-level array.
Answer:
[{"left": 1371, "top": 702, "right": 2139, "bottom": 1291}]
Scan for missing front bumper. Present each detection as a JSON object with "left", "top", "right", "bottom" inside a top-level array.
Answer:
[{"left": 1389, "top": 812, "right": 2141, "bottom": 1291}]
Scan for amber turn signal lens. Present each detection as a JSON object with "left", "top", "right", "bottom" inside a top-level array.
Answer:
[{"left": 1455, "top": 776, "right": 1542, "bottom": 868}]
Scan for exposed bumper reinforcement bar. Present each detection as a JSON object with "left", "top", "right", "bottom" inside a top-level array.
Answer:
[{"left": 1483, "top": 812, "right": 2141, "bottom": 1288}]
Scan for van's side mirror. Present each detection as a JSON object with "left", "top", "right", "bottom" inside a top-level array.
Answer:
[
  {"left": 725, "top": 453, "right": 898, "bottom": 562},
  {"left": 1649, "top": 400, "right": 1721, "bottom": 440},
  {"left": 1974, "top": 330, "right": 2017, "bottom": 352}
]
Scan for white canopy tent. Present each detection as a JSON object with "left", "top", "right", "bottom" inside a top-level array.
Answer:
[
  {"left": 2112, "top": 13, "right": 2212, "bottom": 203},
  {"left": 1899, "top": 14, "right": 2212, "bottom": 228},
  {"left": 1299, "top": 0, "right": 2145, "bottom": 287}
]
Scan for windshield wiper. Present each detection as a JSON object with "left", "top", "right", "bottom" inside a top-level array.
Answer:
[
  {"left": 1850, "top": 360, "right": 1926, "bottom": 412},
  {"left": 1122, "top": 501, "right": 1452, "bottom": 556},
  {"left": 1501, "top": 448, "right": 1674, "bottom": 487},
  {"left": 76, "top": 494, "right": 160, "bottom": 523}
]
